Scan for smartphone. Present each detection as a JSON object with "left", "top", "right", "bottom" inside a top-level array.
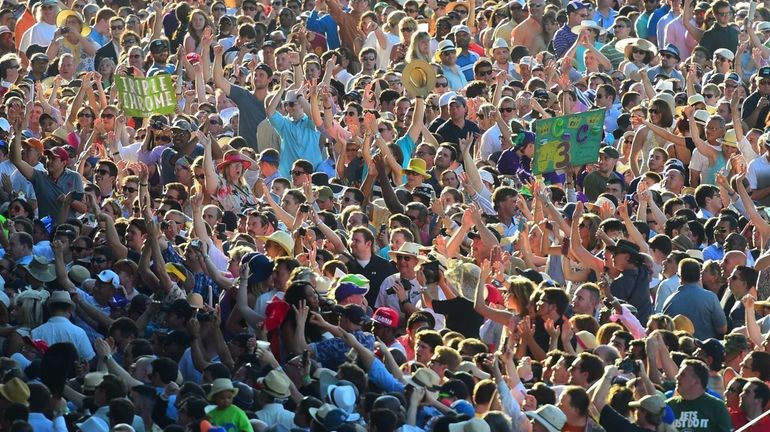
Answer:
[
  {"left": 60, "top": 26, "right": 70, "bottom": 34},
  {"left": 302, "top": 349, "right": 309, "bottom": 368},
  {"left": 189, "top": 239, "right": 202, "bottom": 250},
  {"left": 299, "top": 204, "right": 310, "bottom": 213},
  {"left": 618, "top": 357, "right": 640, "bottom": 375},
  {"left": 422, "top": 260, "right": 440, "bottom": 285},
  {"left": 379, "top": 224, "right": 387, "bottom": 233}
]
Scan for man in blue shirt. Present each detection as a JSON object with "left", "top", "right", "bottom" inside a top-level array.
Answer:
[
  {"left": 553, "top": 1, "right": 590, "bottom": 57},
  {"left": 266, "top": 80, "right": 323, "bottom": 178},
  {"left": 702, "top": 214, "right": 738, "bottom": 261},
  {"left": 663, "top": 258, "right": 727, "bottom": 340},
  {"left": 306, "top": 1, "right": 341, "bottom": 49},
  {"left": 452, "top": 25, "right": 478, "bottom": 82}
]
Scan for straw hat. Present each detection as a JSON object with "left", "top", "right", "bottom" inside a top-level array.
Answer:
[
  {"left": 403, "top": 368, "right": 441, "bottom": 394},
  {"left": 525, "top": 405, "right": 567, "bottom": 432},
  {"left": 616, "top": 37, "right": 657, "bottom": 57},
  {"left": 56, "top": 10, "right": 91, "bottom": 36},
  {"left": 720, "top": 129, "right": 738, "bottom": 148},
  {"left": 487, "top": 37, "right": 509, "bottom": 58},
  {"left": 571, "top": 20, "right": 606, "bottom": 35},
  {"left": 403, "top": 158, "right": 431, "bottom": 178},
  {"left": 388, "top": 242, "right": 422, "bottom": 261},
  {"left": 673, "top": 314, "right": 695, "bottom": 335},
  {"left": 258, "top": 370, "right": 291, "bottom": 399},
  {"left": 402, "top": 60, "right": 436, "bottom": 98},
  {"left": 207, "top": 378, "right": 238, "bottom": 401},
  {"left": 434, "top": 39, "right": 459, "bottom": 62},
  {"left": 258, "top": 231, "right": 295, "bottom": 256},
  {"left": 0, "top": 378, "right": 30, "bottom": 406}
]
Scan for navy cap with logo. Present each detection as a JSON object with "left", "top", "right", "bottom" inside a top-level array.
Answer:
[
  {"left": 566, "top": 0, "right": 589, "bottom": 13},
  {"left": 255, "top": 63, "right": 273, "bottom": 78},
  {"left": 333, "top": 304, "right": 370, "bottom": 326},
  {"left": 759, "top": 67, "right": 770, "bottom": 78},
  {"left": 149, "top": 39, "right": 169, "bottom": 53}
]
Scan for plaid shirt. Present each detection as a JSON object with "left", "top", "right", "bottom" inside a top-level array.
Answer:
[{"left": 162, "top": 244, "right": 221, "bottom": 305}]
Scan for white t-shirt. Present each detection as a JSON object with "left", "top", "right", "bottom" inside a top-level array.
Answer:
[
  {"left": 363, "top": 31, "right": 398, "bottom": 70},
  {"left": 480, "top": 123, "right": 503, "bottom": 161}
]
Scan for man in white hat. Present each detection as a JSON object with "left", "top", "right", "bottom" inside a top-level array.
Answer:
[
  {"left": 435, "top": 40, "right": 467, "bottom": 91},
  {"left": 452, "top": 25, "right": 478, "bottom": 81},
  {"left": 511, "top": 0, "right": 547, "bottom": 54},
  {"left": 376, "top": 242, "right": 426, "bottom": 317},
  {"left": 488, "top": 39, "right": 519, "bottom": 79}
]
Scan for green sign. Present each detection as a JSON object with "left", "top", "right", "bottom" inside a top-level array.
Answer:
[
  {"left": 532, "top": 109, "right": 606, "bottom": 175},
  {"left": 115, "top": 75, "right": 177, "bottom": 117}
]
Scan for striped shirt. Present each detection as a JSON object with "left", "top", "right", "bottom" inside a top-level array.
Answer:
[{"left": 553, "top": 24, "right": 578, "bottom": 58}]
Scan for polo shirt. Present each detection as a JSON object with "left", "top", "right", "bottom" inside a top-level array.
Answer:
[
  {"left": 30, "top": 168, "right": 83, "bottom": 219},
  {"left": 456, "top": 50, "right": 480, "bottom": 81},
  {"left": 662, "top": 282, "right": 726, "bottom": 340},
  {"left": 268, "top": 112, "right": 323, "bottom": 178},
  {"left": 435, "top": 119, "right": 480, "bottom": 145},
  {"left": 553, "top": 24, "right": 577, "bottom": 58},
  {"left": 700, "top": 24, "right": 739, "bottom": 57}
]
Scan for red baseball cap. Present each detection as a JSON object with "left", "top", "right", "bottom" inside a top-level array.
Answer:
[
  {"left": 372, "top": 307, "right": 399, "bottom": 328},
  {"left": 22, "top": 336, "right": 49, "bottom": 354},
  {"left": 45, "top": 146, "right": 69, "bottom": 162}
]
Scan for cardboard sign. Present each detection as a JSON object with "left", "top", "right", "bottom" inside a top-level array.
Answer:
[
  {"left": 115, "top": 75, "right": 177, "bottom": 117},
  {"left": 532, "top": 109, "right": 606, "bottom": 175}
]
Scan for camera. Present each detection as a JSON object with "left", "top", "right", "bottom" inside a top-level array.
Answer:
[
  {"left": 151, "top": 119, "right": 165, "bottom": 130},
  {"left": 297, "top": 227, "right": 306, "bottom": 236},
  {"left": 299, "top": 204, "right": 310, "bottom": 213},
  {"left": 216, "top": 222, "right": 227, "bottom": 241},
  {"left": 422, "top": 260, "right": 441, "bottom": 285},
  {"left": 189, "top": 239, "right": 202, "bottom": 250},
  {"left": 245, "top": 42, "right": 258, "bottom": 53},
  {"left": 197, "top": 312, "right": 212, "bottom": 322},
  {"left": 60, "top": 27, "right": 70, "bottom": 34},
  {"left": 618, "top": 358, "right": 640, "bottom": 375}
]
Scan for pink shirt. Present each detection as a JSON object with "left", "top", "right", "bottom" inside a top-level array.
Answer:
[{"left": 664, "top": 16, "right": 698, "bottom": 60}]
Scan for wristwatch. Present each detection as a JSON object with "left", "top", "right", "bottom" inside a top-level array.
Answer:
[{"left": 399, "top": 298, "right": 410, "bottom": 306}]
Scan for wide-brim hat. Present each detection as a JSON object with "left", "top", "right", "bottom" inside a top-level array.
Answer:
[
  {"left": 571, "top": 19, "right": 606, "bottom": 35},
  {"left": 47, "top": 290, "right": 75, "bottom": 307},
  {"left": 719, "top": 129, "right": 738, "bottom": 147},
  {"left": 434, "top": 39, "right": 459, "bottom": 62},
  {"left": 56, "top": 10, "right": 91, "bottom": 36},
  {"left": 388, "top": 242, "right": 422, "bottom": 260},
  {"left": 22, "top": 255, "right": 56, "bottom": 282},
  {"left": 525, "top": 405, "right": 567, "bottom": 432},
  {"left": 403, "top": 368, "right": 441, "bottom": 394},
  {"left": 402, "top": 60, "right": 436, "bottom": 98},
  {"left": 403, "top": 158, "right": 431, "bottom": 178},
  {"left": 207, "top": 378, "right": 239, "bottom": 401},
  {"left": 616, "top": 37, "right": 657, "bottom": 57},
  {"left": 0, "top": 377, "right": 30, "bottom": 406},
  {"left": 258, "top": 231, "right": 295, "bottom": 256},
  {"left": 217, "top": 150, "right": 252, "bottom": 172}
]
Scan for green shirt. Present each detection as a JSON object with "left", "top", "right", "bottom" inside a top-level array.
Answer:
[
  {"left": 208, "top": 405, "right": 254, "bottom": 432},
  {"left": 667, "top": 392, "right": 731, "bottom": 432},
  {"left": 599, "top": 43, "right": 626, "bottom": 70}
]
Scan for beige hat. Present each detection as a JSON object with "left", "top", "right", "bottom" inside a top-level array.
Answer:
[
  {"left": 68, "top": 265, "right": 90, "bottom": 285},
  {"left": 525, "top": 404, "right": 567, "bottom": 432},
  {"left": 47, "top": 290, "right": 75, "bottom": 308},
  {"left": 452, "top": 361, "right": 491, "bottom": 380},
  {"left": 83, "top": 372, "right": 107, "bottom": 392},
  {"left": 575, "top": 331, "right": 598, "bottom": 353},
  {"left": 388, "top": 242, "right": 422, "bottom": 261},
  {"left": 403, "top": 368, "right": 441, "bottom": 394},
  {"left": 0, "top": 378, "right": 30, "bottom": 406},
  {"left": 207, "top": 378, "right": 238, "bottom": 401},
  {"left": 448, "top": 418, "right": 491, "bottom": 432},
  {"left": 720, "top": 129, "right": 738, "bottom": 148},
  {"left": 258, "top": 370, "right": 291, "bottom": 399},
  {"left": 259, "top": 231, "right": 295, "bottom": 256},
  {"left": 402, "top": 60, "right": 436, "bottom": 99},
  {"left": 673, "top": 314, "right": 695, "bottom": 335}
]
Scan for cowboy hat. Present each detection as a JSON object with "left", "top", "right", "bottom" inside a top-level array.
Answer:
[
  {"left": 216, "top": 149, "right": 252, "bottom": 172},
  {"left": 56, "top": 10, "right": 91, "bottom": 37},
  {"left": 0, "top": 377, "right": 30, "bottom": 406},
  {"left": 258, "top": 370, "right": 291, "bottom": 399},
  {"left": 403, "top": 158, "right": 431, "bottom": 178},
  {"left": 402, "top": 60, "right": 436, "bottom": 98},
  {"left": 388, "top": 242, "right": 422, "bottom": 261},
  {"left": 22, "top": 255, "right": 56, "bottom": 282},
  {"left": 258, "top": 231, "right": 295, "bottom": 256},
  {"left": 207, "top": 378, "right": 238, "bottom": 401},
  {"left": 616, "top": 37, "right": 657, "bottom": 57},
  {"left": 720, "top": 129, "right": 738, "bottom": 148},
  {"left": 571, "top": 19, "right": 606, "bottom": 35}
]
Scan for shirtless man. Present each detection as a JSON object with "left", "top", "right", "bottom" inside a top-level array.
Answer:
[{"left": 511, "top": 0, "right": 546, "bottom": 55}]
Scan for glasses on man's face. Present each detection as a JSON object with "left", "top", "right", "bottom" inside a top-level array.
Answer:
[
  {"left": 397, "top": 255, "right": 413, "bottom": 262},
  {"left": 123, "top": 186, "right": 138, "bottom": 194},
  {"left": 78, "top": 112, "right": 93, "bottom": 118},
  {"left": 435, "top": 82, "right": 448, "bottom": 88},
  {"left": 661, "top": 53, "right": 675, "bottom": 59},
  {"left": 478, "top": 69, "right": 494, "bottom": 76},
  {"left": 291, "top": 170, "right": 305, "bottom": 177},
  {"left": 285, "top": 101, "right": 297, "bottom": 107},
  {"left": 111, "top": 25, "right": 125, "bottom": 31}
]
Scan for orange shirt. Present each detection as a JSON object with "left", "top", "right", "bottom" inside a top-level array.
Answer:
[{"left": 15, "top": 9, "right": 35, "bottom": 51}]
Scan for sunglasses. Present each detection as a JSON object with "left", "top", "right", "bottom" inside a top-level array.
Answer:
[
  {"left": 435, "top": 82, "right": 448, "bottom": 87},
  {"left": 478, "top": 69, "right": 494, "bottom": 76},
  {"left": 122, "top": 186, "right": 137, "bottom": 193},
  {"left": 396, "top": 255, "right": 414, "bottom": 262},
  {"left": 111, "top": 25, "right": 124, "bottom": 31},
  {"left": 648, "top": 108, "right": 659, "bottom": 114},
  {"left": 704, "top": 93, "right": 716, "bottom": 98},
  {"left": 286, "top": 101, "right": 297, "bottom": 107},
  {"left": 101, "top": 113, "right": 116, "bottom": 119},
  {"left": 291, "top": 170, "right": 306, "bottom": 176},
  {"left": 78, "top": 112, "right": 93, "bottom": 118},
  {"left": 500, "top": 107, "right": 515, "bottom": 113}
]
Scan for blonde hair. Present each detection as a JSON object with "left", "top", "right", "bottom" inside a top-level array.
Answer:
[
  {"left": 14, "top": 289, "right": 50, "bottom": 329},
  {"left": 406, "top": 30, "right": 432, "bottom": 64}
]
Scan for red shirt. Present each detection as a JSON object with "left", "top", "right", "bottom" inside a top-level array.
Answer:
[{"left": 730, "top": 408, "right": 770, "bottom": 431}]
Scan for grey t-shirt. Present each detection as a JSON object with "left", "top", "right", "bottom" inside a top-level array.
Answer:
[
  {"left": 229, "top": 85, "right": 266, "bottom": 151},
  {"left": 31, "top": 168, "right": 83, "bottom": 218}
]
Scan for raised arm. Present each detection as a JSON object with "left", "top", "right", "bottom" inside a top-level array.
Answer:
[
  {"left": 617, "top": 200, "right": 650, "bottom": 254},
  {"left": 569, "top": 202, "right": 605, "bottom": 274},
  {"left": 405, "top": 97, "right": 426, "bottom": 143},
  {"left": 735, "top": 172, "right": 770, "bottom": 243},
  {"left": 211, "top": 44, "right": 232, "bottom": 97},
  {"left": 199, "top": 131, "right": 220, "bottom": 196},
  {"left": 682, "top": 0, "right": 704, "bottom": 41},
  {"left": 474, "top": 260, "right": 516, "bottom": 326},
  {"left": 9, "top": 121, "right": 34, "bottom": 180}
]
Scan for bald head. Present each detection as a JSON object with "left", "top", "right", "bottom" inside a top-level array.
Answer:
[{"left": 722, "top": 250, "right": 746, "bottom": 278}]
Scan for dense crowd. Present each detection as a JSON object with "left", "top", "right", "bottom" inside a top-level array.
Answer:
[{"left": 3, "top": 0, "right": 770, "bottom": 431}]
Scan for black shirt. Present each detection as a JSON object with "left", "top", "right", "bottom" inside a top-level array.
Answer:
[
  {"left": 435, "top": 119, "right": 481, "bottom": 145},
  {"left": 699, "top": 24, "right": 739, "bottom": 57},
  {"left": 741, "top": 90, "right": 770, "bottom": 130},
  {"left": 346, "top": 255, "right": 396, "bottom": 306},
  {"left": 599, "top": 405, "right": 649, "bottom": 432},
  {"left": 432, "top": 297, "right": 484, "bottom": 338}
]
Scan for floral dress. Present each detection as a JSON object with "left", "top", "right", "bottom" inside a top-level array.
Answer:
[{"left": 212, "top": 177, "right": 255, "bottom": 213}]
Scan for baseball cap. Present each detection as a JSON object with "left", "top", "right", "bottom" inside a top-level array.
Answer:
[
  {"left": 759, "top": 67, "right": 770, "bottom": 78},
  {"left": 45, "top": 146, "right": 69, "bottom": 162},
  {"left": 149, "top": 39, "right": 169, "bottom": 52},
  {"left": 448, "top": 94, "right": 467, "bottom": 106},
  {"left": 725, "top": 72, "right": 741, "bottom": 83},
  {"left": 96, "top": 270, "right": 120, "bottom": 289},
  {"left": 694, "top": 338, "right": 725, "bottom": 363},
  {"left": 599, "top": 146, "right": 620, "bottom": 159},
  {"left": 0, "top": 26, "right": 10, "bottom": 36},
  {"left": 258, "top": 148, "right": 279, "bottom": 164},
  {"left": 255, "top": 63, "right": 273, "bottom": 77},
  {"left": 333, "top": 304, "right": 369, "bottom": 326},
  {"left": 333, "top": 282, "right": 368, "bottom": 303},
  {"left": 628, "top": 394, "right": 667, "bottom": 414},
  {"left": 714, "top": 48, "right": 734, "bottom": 61},
  {"left": 171, "top": 119, "right": 195, "bottom": 132},
  {"left": 372, "top": 307, "right": 399, "bottom": 328},
  {"left": 566, "top": 0, "right": 589, "bottom": 13},
  {"left": 439, "top": 91, "right": 457, "bottom": 107}
]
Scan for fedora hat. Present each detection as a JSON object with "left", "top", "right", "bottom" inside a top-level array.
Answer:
[
  {"left": 47, "top": 290, "right": 75, "bottom": 308},
  {"left": 207, "top": 378, "right": 238, "bottom": 401},
  {"left": 258, "top": 370, "right": 291, "bottom": 399},
  {"left": 0, "top": 377, "right": 30, "bottom": 406},
  {"left": 606, "top": 239, "right": 642, "bottom": 258},
  {"left": 388, "top": 242, "right": 422, "bottom": 261},
  {"left": 434, "top": 39, "right": 459, "bottom": 62},
  {"left": 403, "top": 158, "right": 431, "bottom": 178},
  {"left": 56, "top": 10, "right": 91, "bottom": 37},
  {"left": 487, "top": 37, "right": 509, "bottom": 57},
  {"left": 309, "top": 403, "right": 348, "bottom": 431},
  {"left": 403, "top": 367, "right": 441, "bottom": 394},
  {"left": 217, "top": 149, "right": 252, "bottom": 172},
  {"left": 258, "top": 231, "right": 295, "bottom": 256},
  {"left": 693, "top": 109, "right": 710, "bottom": 125},
  {"left": 22, "top": 255, "right": 56, "bottom": 282},
  {"left": 571, "top": 20, "right": 606, "bottom": 35},
  {"left": 720, "top": 129, "right": 738, "bottom": 148},
  {"left": 327, "top": 384, "right": 360, "bottom": 421},
  {"left": 402, "top": 60, "right": 436, "bottom": 98},
  {"left": 525, "top": 404, "right": 567, "bottom": 432},
  {"left": 659, "top": 43, "right": 681, "bottom": 60}
]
